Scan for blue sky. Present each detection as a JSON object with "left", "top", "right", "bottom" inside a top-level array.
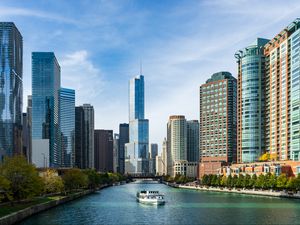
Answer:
[{"left": 0, "top": 0, "right": 299, "bottom": 151}]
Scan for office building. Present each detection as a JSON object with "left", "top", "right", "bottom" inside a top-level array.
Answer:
[
  {"left": 125, "top": 75, "right": 149, "bottom": 174},
  {"left": 32, "top": 52, "right": 61, "bottom": 167},
  {"left": 94, "top": 129, "right": 113, "bottom": 172},
  {"left": 150, "top": 143, "right": 158, "bottom": 174},
  {"left": 118, "top": 123, "right": 129, "bottom": 174},
  {"left": 167, "top": 115, "right": 187, "bottom": 176},
  {"left": 235, "top": 39, "right": 269, "bottom": 163},
  {"left": 75, "top": 104, "right": 94, "bottom": 169},
  {"left": 199, "top": 72, "right": 237, "bottom": 176},
  {"left": 187, "top": 120, "right": 199, "bottom": 162},
  {"left": 59, "top": 88, "right": 75, "bottom": 167},
  {"left": 162, "top": 138, "right": 168, "bottom": 175},
  {"left": 113, "top": 134, "right": 119, "bottom": 173},
  {"left": 0, "top": 22, "right": 23, "bottom": 162}
]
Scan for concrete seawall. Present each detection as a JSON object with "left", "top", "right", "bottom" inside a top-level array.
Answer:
[
  {"left": 163, "top": 182, "right": 300, "bottom": 199},
  {"left": 0, "top": 184, "right": 112, "bottom": 225}
]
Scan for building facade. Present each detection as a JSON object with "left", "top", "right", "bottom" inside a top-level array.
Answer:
[
  {"left": 113, "top": 134, "right": 119, "bottom": 173},
  {"left": 94, "top": 130, "right": 113, "bottom": 172},
  {"left": 167, "top": 115, "right": 187, "bottom": 176},
  {"left": 235, "top": 39, "right": 269, "bottom": 163},
  {"left": 187, "top": 120, "right": 199, "bottom": 162},
  {"left": 118, "top": 123, "right": 129, "bottom": 174},
  {"left": 125, "top": 75, "right": 149, "bottom": 174},
  {"left": 59, "top": 88, "right": 75, "bottom": 167},
  {"left": 264, "top": 19, "right": 300, "bottom": 161},
  {"left": 75, "top": 104, "right": 94, "bottom": 169},
  {"left": 150, "top": 143, "right": 158, "bottom": 174},
  {"left": 199, "top": 72, "right": 237, "bottom": 176},
  {"left": 32, "top": 52, "right": 61, "bottom": 167},
  {"left": 0, "top": 22, "right": 23, "bottom": 162}
]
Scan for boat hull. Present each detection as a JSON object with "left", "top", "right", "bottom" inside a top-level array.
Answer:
[{"left": 137, "top": 197, "right": 165, "bottom": 205}]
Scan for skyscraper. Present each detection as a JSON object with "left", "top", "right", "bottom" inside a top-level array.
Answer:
[
  {"left": 94, "top": 129, "right": 113, "bottom": 172},
  {"left": 113, "top": 134, "right": 119, "bottom": 173},
  {"left": 199, "top": 72, "right": 237, "bottom": 176},
  {"left": 150, "top": 143, "right": 158, "bottom": 174},
  {"left": 0, "top": 22, "right": 23, "bottom": 162},
  {"left": 167, "top": 115, "right": 187, "bottom": 176},
  {"left": 264, "top": 19, "right": 300, "bottom": 161},
  {"left": 32, "top": 52, "right": 61, "bottom": 167},
  {"left": 75, "top": 104, "right": 94, "bottom": 169},
  {"left": 125, "top": 75, "right": 149, "bottom": 174},
  {"left": 59, "top": 88, "right": 75, "bottom": 167},
  {"left": 235, "top": 39, "right": 269, "bottom": 163},
  {"left": 187, "top": 120, "right": 199, "bottom": 162},
  {"left": 118, "top": 123, "right": 129, "bottom": 174}
]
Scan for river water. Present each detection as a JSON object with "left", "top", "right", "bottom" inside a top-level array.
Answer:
[{"left": 19, "top": 181, "right": 300, "bottom": 225}]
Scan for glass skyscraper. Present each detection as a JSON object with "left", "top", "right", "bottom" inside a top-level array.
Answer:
[
  {"left": 235, "top": 38, "right": 269, "bottom": 163},
  {"left": 59, "top": 88, "right": 75, "bottom": 167},
  {"left": 118, "top": 123, "right": 129, "bottom": 174},
  {"left": 125, "top": 75, "right": 149, "bottom": 174},
  {"left": 187, "top": 120, "right": 199, "bottom": 162},
  {"left": 0, "top": 22, "right": 23, "bottom": 162},
  {"left": 32, "top": 52, "right": 61, "bottom": 167}
]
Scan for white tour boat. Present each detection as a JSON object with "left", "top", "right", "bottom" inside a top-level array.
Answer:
[{"left": 136, "top": 190, "right": 165, "bottom": 205}]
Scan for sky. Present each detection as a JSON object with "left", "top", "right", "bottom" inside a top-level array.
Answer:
[{"left": 0, "top": 0, "right": 299, "bottom": 152}]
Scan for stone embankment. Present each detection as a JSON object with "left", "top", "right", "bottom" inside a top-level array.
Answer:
[
  {"left": 163, "top": 182, "right": 300, "bottom": 199},
  {"left": 0, "top": 184, "right": 111, "bottom": 225}
]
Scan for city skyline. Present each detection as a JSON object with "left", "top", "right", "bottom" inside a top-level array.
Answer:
[{"left": 0, "top": 0, "right": 300, "bottom": 149}]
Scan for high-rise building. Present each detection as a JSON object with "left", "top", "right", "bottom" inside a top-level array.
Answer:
[
  {"left": 235, "top": 39, "right": 269, "bottom": 163},
  {"left": 113, "top": 134, "right": 119, "bottom": 173},
  {"left": 150, "top": 143, "right": 158, "bottom": 174},
  {"left": 167, "top": 115, "right": 187, "bottom": 176},
  {"left": 24, "top": 96, "right": 32, "bottom": 163},
  {"left": 75, "top": 104, "right": 94, "bottom": 169},
  {"left": 94, "top": 129, "right": 113, "bottom": 172},
  {"left": 187, "top": 120, "right": 199, "bottom": 162},
  {"left": 118, "top": 123, "right": 129, "bottom": 174},
  {"left": 199, "top": 72, "right": 237, "bottom": 176},
  {"left": 125, "top": 75, "right": 149, "bottom": 174},
  {"left": 162, "top": 138, "right": 168, "bottom": 175},
  {"left": 59, "top": 88, "right": 75, "bottom": 167},
  {"left": 264, "top": 19, "right": 300, "bottom": 161},
  {"left": 32, "top": 52, "right": 61, "bottom": 167},
  {"left": 0, "top": 22, "right": 23, "bottom": 162}
]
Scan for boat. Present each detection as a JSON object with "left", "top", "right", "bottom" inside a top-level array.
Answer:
[{"left": 136, "top": 190, "right": 165, "bottom": 205}]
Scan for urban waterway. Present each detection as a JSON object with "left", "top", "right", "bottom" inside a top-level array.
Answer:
[{"left": 19, "top": 181, "right": 300, "bottom": 225}]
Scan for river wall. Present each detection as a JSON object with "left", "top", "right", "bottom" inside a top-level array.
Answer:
[
  {"left": 0, "top": 184, "right": 111, "bottom": 225},
  {"left": 163, "top": 182, "right": 300, "bottom": 199}
]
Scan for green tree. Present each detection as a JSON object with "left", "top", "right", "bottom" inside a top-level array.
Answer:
[
  {"left": 84, "top": 169, "right": 100, "bottom": 189},
  {"left": 0, "top": 175, "right": 12, "bottom": 202},
  {"left": 255, "top": 174, "right": 266, "bottom": 189},
  {"left": 226, "top": 175, "right": 232, "bottom": 188},
  {"left": 0, "top": 156, "right": 44, "bottom": 201},
  {"left": 232, "top": 175, "right": 238, "bottom": 188},
  {"left": 250, "top": 174, "right": 257, "bottom": 188},
  {"left": 63, "top": 168, "right": 88, "bottom": 191},
  {"left": 42, "top": 169, "right": 64, "bottom": 194},
  {"left": 243, "top": 174, "right": 251, "bottom": 189},
  {"left": 265, "top": 173, "right": 277, "bottom": 190},
  {"left": 236, "top": 174, "right": 244, "bottom": 188},
  {"left": 220, "top": 175, "right": 227, "bottom": 187},
  {"left": 276, "top": 174, "right": 288, "bottom": 190}
]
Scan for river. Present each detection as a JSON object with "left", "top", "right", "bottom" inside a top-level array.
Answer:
[{"left": 19, "top": 181, "right": 300, "bottom": 225}]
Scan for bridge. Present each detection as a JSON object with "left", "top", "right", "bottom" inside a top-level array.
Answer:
[{"left": 128, "top": 173, "right": 163, "bottom": 181}]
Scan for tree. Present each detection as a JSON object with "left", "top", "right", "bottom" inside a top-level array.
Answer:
[
  {"left": 0, "top": 175, "right": 12, "bottom": 202},
  {"left": 42, "top": 169, "right": 64, "bottom": 194},
  {"left": 236, "top": 174, "right": 244, "bottom": 188},
  {"left": 232, "top": 175, "right": 238, "bottom": 188},
  {"left": 220, "top": 175, "right": 227, "bottom": 187},
  {"left": 243, "top": 174, "right": 251, "bottom": 189},
  {"left": 276, "top": 174, "right": 288, "bottom": 190},
  {"left": 63, "top": 169, "right": 88, "bottom": 191},
  {"left": 265, "top": 173, "right": 277, "bottom": 190},
  {"left": 226, "top": 175, "right": 232, "bottom": 188},
  {"left": 259, "top": 153, "right": 270, "bottom": 162},
  {"left": 84, "top": 169, "right": 100, "bottom": 189},
  {"left": 0, "top": 156, "right": 44, "bottom": 201},
  {"left": 286, "top": 177, "right": 297, "bottom": 191},
  {"left": 250, "top": 174, "right": 257, "bottom": 188},
  {"left": 255, "top": 174, "right": 266, "bottom": 189}
]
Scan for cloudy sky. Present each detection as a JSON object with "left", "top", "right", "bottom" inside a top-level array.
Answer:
[{"left": 0, "top": 0, "right": 299, "bottom": 151}]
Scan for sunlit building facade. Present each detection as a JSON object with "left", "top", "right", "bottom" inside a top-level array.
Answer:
[
  {"left": 32, "top": 52, "right": 61, "bottom": 167},
  {"left": 59, "top": 88, "right": 75, "bottom": 167}
]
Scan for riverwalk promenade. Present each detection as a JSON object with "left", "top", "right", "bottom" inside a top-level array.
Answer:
[{"left": 164, "top": 182, "right": 300, "bottom": 199}]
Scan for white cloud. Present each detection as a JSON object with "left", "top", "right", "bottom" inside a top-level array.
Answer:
[
  {"left": 0, "top": 6, "right": 78, "bottom": 24},
  {"left": 60, "top": 50, "right": 104, "bottom": 105}
]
